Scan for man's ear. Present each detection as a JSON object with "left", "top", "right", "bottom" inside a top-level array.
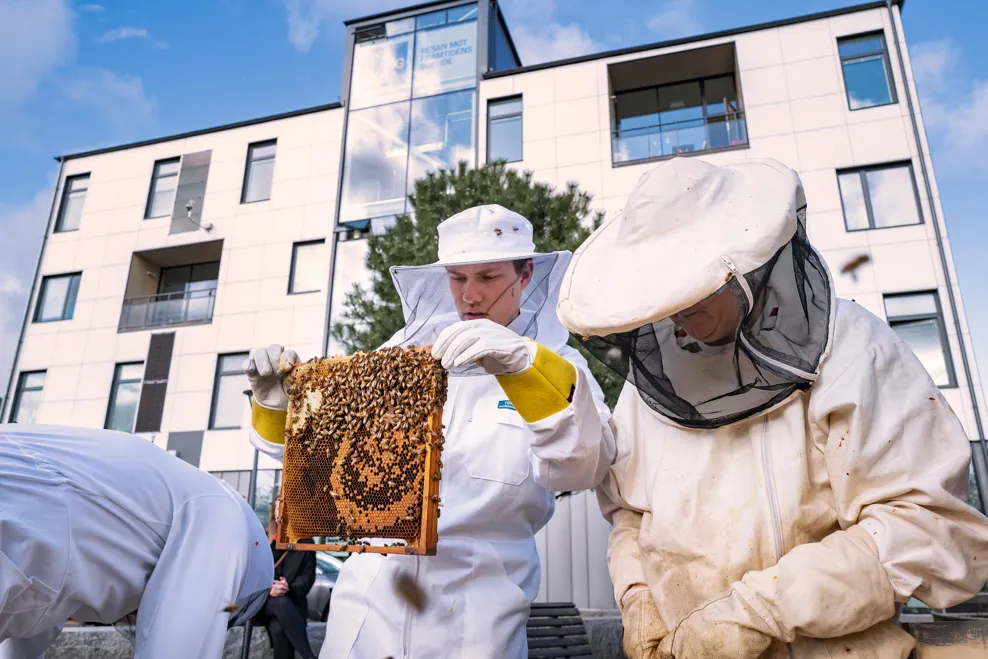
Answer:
[{"left": 520, "top": 259, "right": 534, "bottom": 288}]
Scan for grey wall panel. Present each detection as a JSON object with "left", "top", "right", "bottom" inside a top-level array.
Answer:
[
  {"left": 534, "top": 490, "right": 615, "bottom": 609},
  {"left": 167, "top": 431, "right": 204, "bottom": 467},
  {"left": 170, "top": 150, "right": 212, "bottom": 234}
]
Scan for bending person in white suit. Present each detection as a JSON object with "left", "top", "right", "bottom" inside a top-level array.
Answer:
[{"left": 0, "top": 424, "right": 273, "bottom": 659}]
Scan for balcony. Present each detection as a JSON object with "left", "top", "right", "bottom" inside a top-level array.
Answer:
[
  {"left": 612, "top": 114, "right": 748, "bottom": 164},
  {"left": 119, "top": 287, "right": 217, "bottom": 331}
]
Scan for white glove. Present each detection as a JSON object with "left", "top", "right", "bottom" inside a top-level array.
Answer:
[
  {"left": 243, "top": 344, "right": 299, "bottom": 410},
  {"left": 432, "top": 319, "right": 536, "bottom": 376}
]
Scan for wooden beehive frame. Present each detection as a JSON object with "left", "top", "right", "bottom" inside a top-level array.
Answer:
[{"left": 275, "top": 348, "right": 445, "bottom": 556}]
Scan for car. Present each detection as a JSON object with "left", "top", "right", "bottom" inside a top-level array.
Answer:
[{"left": 306, "top": 552, "right": 346, "bottom": 621}]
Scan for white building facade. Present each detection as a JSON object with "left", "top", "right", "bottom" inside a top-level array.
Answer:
[{"left": 4, "top": 0, "right": 985, "bottom": 610}]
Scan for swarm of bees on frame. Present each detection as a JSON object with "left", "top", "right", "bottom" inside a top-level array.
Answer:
[{"left": 279, "top": 346, "right": 448, "bottom": 553}]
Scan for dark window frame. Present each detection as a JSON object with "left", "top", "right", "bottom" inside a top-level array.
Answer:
[
  {"left": 9, "top": 370, "right": 45, "bottom": 423},
  {"left": 104, "top": 361, "right": 145, "bottom": 432},
  {"left": 837, "top": 31, "right": 898, "bottom": 112},
  {"left": 884, "top": 290, "right": 957, "bottom": 389},
  {"left": 54, "top": 173, "right": 90, "bottom": 233},
  {"left": 610, "top": 73, "right": 747, "bottom": 167},
  {"left": 836, "top": 161, "right": 924, "bottom": 232},
  {"left": 288, "top": 239, "right": 326, "bottom": 295},
  {"left": 144, "top": 157, "right": 181, "bottom": 219},
  {"left": 486, "top": 95, "right": 523, "bottom": 163},
  {"left": 241, "top": 139, "right": 278, "bottom": 204},
  {"left": 209, "top": 352, "right": 249, "bottom": 430},
  {"left": 33, "top": 272, "right": 82, "bottom": 323}
]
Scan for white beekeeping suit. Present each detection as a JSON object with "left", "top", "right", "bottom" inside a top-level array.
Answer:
[
  {"left": 557, "top": 157, "right": 988, "bottom": 659},
  {"left": 0, "top": 424, "right": 273, "bottom": 659},
  {"left": 245, "top": 205, "right": 615, "bottom": 659}
]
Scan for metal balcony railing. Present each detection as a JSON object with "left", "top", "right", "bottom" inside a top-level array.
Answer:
[
  {"left": 119, "top": 287, "right": 217, "bottom": 331},
  {"left": 612, "top": 113, "right": 748, "bottom": 164}
]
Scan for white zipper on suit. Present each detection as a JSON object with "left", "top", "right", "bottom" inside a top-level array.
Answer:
[
  {"left": 761, "top": 417, "right": 795, "bottom": 659},
  {"left": 401, "top": 555, "right": 421, "bottom": 659}
]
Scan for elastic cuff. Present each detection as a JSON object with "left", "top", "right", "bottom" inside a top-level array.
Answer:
[
  {"left": 251, "top": 400, "right": 287, "bottom": 446},
  {"left": 495, "top": 345, "right": 578, "bottom": 423}
]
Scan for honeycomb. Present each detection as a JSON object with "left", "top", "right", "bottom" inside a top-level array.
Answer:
[{"left": 276, "top": 346, "right": 447, "bottom": 555}]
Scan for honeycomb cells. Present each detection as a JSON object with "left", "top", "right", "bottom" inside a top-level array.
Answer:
[{"left": 279, "top": 346, "right": 447, "bottom": 554}]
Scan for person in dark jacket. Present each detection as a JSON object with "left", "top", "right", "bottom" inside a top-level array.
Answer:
[{"left": 255, "top": 505, "right": 318, "bottom": 659}]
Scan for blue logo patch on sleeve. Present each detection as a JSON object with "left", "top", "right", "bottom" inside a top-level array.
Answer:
[{"left": 497, "top": 400, "right": 516, "bottom": 411}]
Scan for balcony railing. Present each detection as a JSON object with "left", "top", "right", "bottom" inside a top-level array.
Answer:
[
  {"left": 612, "top": 114, "right": 748, "bottom": 165},
  {"left": 119, "top": 287, "right": 217, "bottom": 331}
]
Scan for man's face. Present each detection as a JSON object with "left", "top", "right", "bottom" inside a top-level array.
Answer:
[
  {"left": 447, "top": 260, "right": 533, "bottom": 327},
  {"left": 671, "top": 287, "right": 743, "bottom": 345}
]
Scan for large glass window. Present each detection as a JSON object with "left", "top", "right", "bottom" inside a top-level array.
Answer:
[
  {"left": 407, "top": 89, "right": 476, "bottom": 194},
  {"left": 838, "top": 163, "right": 922, "bottom": 231},
  {"left": 9, "top": 371, "right": 45, "bottom": 424},
  {"left": 153, "top": 261, "right": 220, "bottom": 325},
  {"left": 211, "top": 469, "right": 283, "bottom": 524},
  {"left": 838, "top": 33, "right": 896, "bottom": 110},
  {"left": 242, "top": 140, "right": 277, "bottom": 203},
  {"left": 145, "top": 158, "right": 180, "bottom": 218},
  {"left": 34, "top": 273, "right": 81, "bottom": 323},
  {"left": 487, "top": 96, "right": 523, "bottom": 163},
  {"left": 55, "top": 174, "right": 89, "bottom": 233},
  {"left": 290, "top": 240, "right": 326, "bottom": 294},
  {"left": 884, "top": 292, "right": 955, "bottom": 387},
  {"left": 340, "top": 5, "right": 478, "bottom": 226},
  {"left": 209, "top": 353, "right": 249, "bottom": 429},
  {"left": 612, "top": 75, "right": 746, "bottom": 164},
  {"left": 105, "top": 362, "right": 144, "bottom": 432}
]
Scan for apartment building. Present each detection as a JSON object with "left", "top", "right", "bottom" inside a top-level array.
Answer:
[{"left": 4, "top": 0, "right": 984, "bottom": 609}]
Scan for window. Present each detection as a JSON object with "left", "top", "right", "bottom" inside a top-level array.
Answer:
[
  {"left": 290, "top": 240, "right": 326, "bottom": 294},
  {"left": 838, "top": 33, "right": 896, "bottom": 110},
  {"left": 105, "top": 362, "right": 144, "bottom": 432},
  {"left": 9, "top": 371, "right": 45, "bottom": 423},
  {"left": 612, "top": 75, "right": 746, "bottom": 164},
  {"left": 209, "top": 353, "right": 249, "bottom": 429},
  {"left": 55, "top": 174, "right": 89, "bottom": 232},
  {"left": 34, "top": 273, "right": 81, "bottom": 322},
  {"left": 838, "top": 163, "right": 922, "bottom": 231},
  {"left": 340, "top": 6, "right": 479, "bottom": 225},
  {"left": 242, "top": 140, "right": 277, "bottom": 203},
  {"left": 487, "top": 97, "right": 523, "bottom": 163},
  {"left": 145, "top": 157, "right": 180, "bottom": 218},
  {"left": 211, "top": 469, "right": 282, "bottom": 522},
  {"left": 884, "top": 292, "right": 955, "bottom": 387}
]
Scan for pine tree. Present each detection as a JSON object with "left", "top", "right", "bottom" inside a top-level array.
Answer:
[{"left": 332, "top": 161, "right": 624, "bottom": 407}]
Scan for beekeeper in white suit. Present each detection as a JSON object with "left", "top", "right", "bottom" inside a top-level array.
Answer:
[
  {"left": 557, "top": 156, "right": 988, "bottom": 658},
  {"left": 245, "top": 204, "right": 615, "bottom": 658},
  {"left": 0, "top": 424, "right": 273, "bottom": 659}
]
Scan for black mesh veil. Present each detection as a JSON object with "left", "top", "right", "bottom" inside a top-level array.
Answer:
[
  {"left": 580, "top": 211, "right": 834, "bottom": 428},
  {"left": 387, "top": 252, "right": 572, "bottom": 376}
]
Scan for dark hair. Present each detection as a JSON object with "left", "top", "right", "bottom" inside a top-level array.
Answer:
[{"left": 513, "top": 258, "right": 532, "bottom": 275}]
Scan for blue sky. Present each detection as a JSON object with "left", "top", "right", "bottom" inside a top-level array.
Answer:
[{"left": 1, "top": 0, "right": 986, "bottom": 398}]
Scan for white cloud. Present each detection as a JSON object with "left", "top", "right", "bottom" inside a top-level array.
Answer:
[
  {"left": 646, "top": 0, "right": 702, "bottom": 40},
  {"left": 283, "top": 0, "right": 401, "bottom": 51},
  {"left": 910, "top": 39, "right": 988, "bottom": 171},
  {"left": 60, "top": 68, "right": 157, "bottom": 136},
  {"left": 80, "top": 3, "right": 104, "bottom": 11},
  {"left": 510, "top": 23, "right": 599, "bottom": 65},
  {"left": 0, "top": 0, "right": 76, "bottom": 108},
  {"left": 0, "top": 185, "right": 55, "bottom": 396},
  {"left": 499, "top": 0, "right": 600, "bottom": 65},
  {"left": 153, "top": 40, "right": 169, "bottom": 50},
  {"left": 98, "top": 26, "right": 149, "bottom": 42}
]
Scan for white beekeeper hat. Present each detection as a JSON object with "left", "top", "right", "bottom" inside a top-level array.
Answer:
[
  {"left": 557, "top": 157, "right": 806, "bottom": 337},
  {"left": 432, "top": 204, "right": 541, "bottom": 265}
]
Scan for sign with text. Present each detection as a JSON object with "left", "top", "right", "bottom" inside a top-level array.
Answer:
[
  {"left": 350, "top": 32, "right": 414, "bottom": 110},
  {"left": 412, "top": 21, "right": 477, "bottom": 98}
]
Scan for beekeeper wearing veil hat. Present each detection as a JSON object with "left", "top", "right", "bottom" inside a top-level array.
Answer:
[
  {"left": 557, "top": 156, "right": 988, "bottom": 658},
  {"left": 244, "top": 204, "right": 615, "bottom": 659}
]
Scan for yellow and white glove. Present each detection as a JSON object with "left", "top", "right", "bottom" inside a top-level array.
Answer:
[
  {"left": 658, "top": 589, "right": 775, "bottom": 659},
  {"left": 433, "top": 319, "right": 535, "bottom": 375},
  {"left": 243, "top": 344, "right": 299, "bottom": 446},
  {"left": 432, "top": 319, "right": 578, "bottom": 423},
  {"left": 621, "top": 587, "right": 667, "bottom": 659}
]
